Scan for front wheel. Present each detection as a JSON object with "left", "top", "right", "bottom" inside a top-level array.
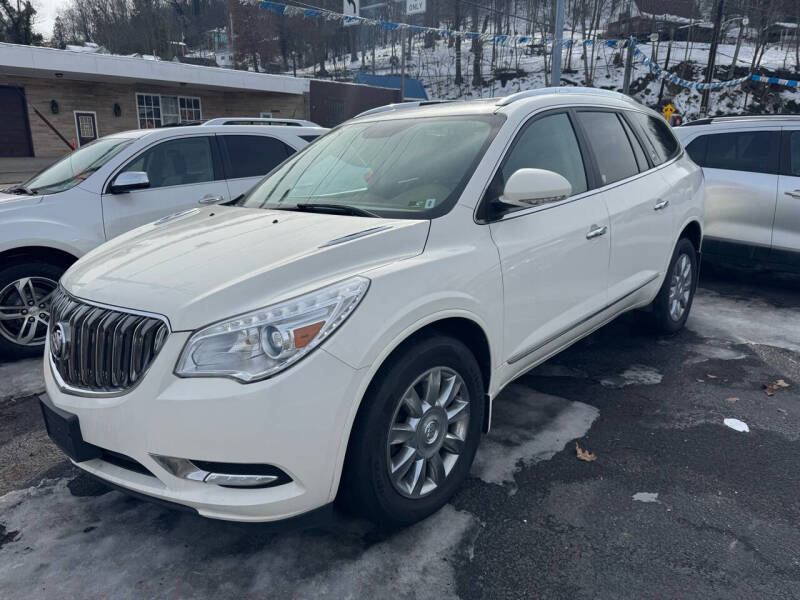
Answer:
[
  {"left": 648, "top": 237, "right": 698, "bottom": 334},
  {"left": 0, "top": 261, "right": 64, "bottom": 359},
  {"left": 340, "top": 334, "right": 484, "bottom": 526}
]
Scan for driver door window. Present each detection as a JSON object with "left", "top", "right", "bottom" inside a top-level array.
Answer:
[
  {"left": 121, "top": 136, "right": 216, "bottom": 188},
  {"left": 484, "top": 112, "right": 588, "bottom": 218},
  {"left": 102, "top": 135, "right": 229, "bottom": 239}
]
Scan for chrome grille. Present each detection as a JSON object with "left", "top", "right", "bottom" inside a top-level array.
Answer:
[{"left": 48, "top": 287, "right": 169, "bottom": 394}]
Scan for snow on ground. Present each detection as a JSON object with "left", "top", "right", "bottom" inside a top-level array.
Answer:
[
  {"left": 0, "top": 358, "right": 44, "bottom": 402},
  {"left": 688, "top": 287, "right": 800, "bottom": 352},
  {"left": 600, "top": 365, "right": 663, "bottom": 388},
  {"left": 305, "top": 34, "right": 799, "bottom": 119},
  {"left": 0, "top": 382, "right": 598, "bottom": 599},
  {"left": 471, "top": 385, "right": 598, "bottom": 488}
]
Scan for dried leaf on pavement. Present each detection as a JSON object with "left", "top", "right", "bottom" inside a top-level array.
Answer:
[
  {"left": 764, "top": 379, "right": 790, "bottom": 396},
  {"left": 726, "top": 397, "right": 739, "bottom": 403},
  {"left": 575, "top": 442, "right": 596, "bottom": 462}
]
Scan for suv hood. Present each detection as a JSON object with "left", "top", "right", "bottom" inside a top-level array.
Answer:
[{"left": 62, "top": 207, "right": 429, "bottom": 330}]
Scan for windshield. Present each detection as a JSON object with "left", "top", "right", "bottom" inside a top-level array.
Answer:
[
  {"left": 241, "top": 115, "right": 503, "bottom": 219},
  {"left": 22, "top": 137, "right": 134, "bottom": 194}
]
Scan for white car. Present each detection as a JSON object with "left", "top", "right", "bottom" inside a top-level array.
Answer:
[
  {"left": 0, "top": 123, "right": 327, "bottom": 358},
  {"left": 674, "top": 116, "right": 800, "bottom": 272},
  {"left": 41, "top": 89, "right": 704, "bottom": 526}
]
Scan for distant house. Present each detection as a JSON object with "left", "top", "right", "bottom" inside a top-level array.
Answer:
[
  {"left": 765, "top": 21, "right": 799, "bottom": 45},
  {"left": 607, "top": 0, "right": 714, "bottom": 42}
]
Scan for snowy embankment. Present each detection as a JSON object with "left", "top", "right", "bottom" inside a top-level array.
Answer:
[{"left": 300, "top": 35, "right": 799, "bottom": 119}]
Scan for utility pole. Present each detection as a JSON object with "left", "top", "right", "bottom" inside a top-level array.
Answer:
[
  {"left": 400, "top": 27, "right": 406, "bottom": 100},
  {"left": 622, "top": 38, "right": 634, "bottom": 95},
  {"left": 701, "top": 0, "right": 725, "bottom": 115},
  {"left": 658, "top": 31, "right": 673, "bottom": 105},
  {"left": 728, "top": 16, "right": 748, "bottom": 79},
  {"left": 551, "top": 0, "right": 565, "bottom": 86}
]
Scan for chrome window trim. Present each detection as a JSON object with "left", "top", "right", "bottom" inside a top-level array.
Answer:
[{"left": 48, "top": 287, "right": 171, "bottom": 398}]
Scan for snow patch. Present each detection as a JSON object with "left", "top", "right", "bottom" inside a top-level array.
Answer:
[
  {"left": 0, "top": 358, "right": 45, "bottom": 402},
  {"left": 684, "top": 342, "right": 748, "bottom": 365},
  {"left": 471, "top": 385, "right": 598, "bottom": 487},
  {"left": 632, "top": 492, "right": 659, "bottom": 503},
  {"left": 688, "top": 290, "right": 800, "bottom": 352},
  {"left": 0, "top": 478, "right": 477, "bottom": 599},
  {"left": 601, "top": 365, "right": 663, "bottom": 388}
]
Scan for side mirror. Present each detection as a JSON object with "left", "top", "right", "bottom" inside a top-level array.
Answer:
[
  {"left": 500, "top": 168, "right": 572, "bottom": 208},
  {"left": 110, "top": 171, "right": 149, "bottom": 193}
]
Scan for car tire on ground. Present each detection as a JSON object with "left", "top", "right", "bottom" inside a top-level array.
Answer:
[
  {"left": 648, "top": 237, "right": 698, "bottom": 334},
  {"left": 340, "top": 334, "right": 484, "bottom": 527},
  {"left": 0, "top": 261, "right": 64, "bottom": 359}
]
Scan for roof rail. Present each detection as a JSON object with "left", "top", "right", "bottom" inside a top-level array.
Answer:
[
  {"left": 496, "top": 86, "right": 636, "bottom": 107},
  {"left": 201, "top": 117, "right": 320, "bottom": 127},
  {"left": 680, "top": 114, "right": 800, "bottom": 126},
  {"left": 354, "top": 100, "right": 453, "bottom": 118}
]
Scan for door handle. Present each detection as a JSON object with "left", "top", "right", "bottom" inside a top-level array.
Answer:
[
  {"left": 654, "top": 199, "right": 670, "bottom": 211},
  {"left": 586, "top": 224, "right": 608, "bottom": 240},
  {"left": 199, "top": 194, "right": 225, "bottom": 205},
  {"left": 785, "top": 190, "right": 800, "bottom": 200}
]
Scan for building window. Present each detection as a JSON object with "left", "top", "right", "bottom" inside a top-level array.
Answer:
[{"left": 136, "top": 93, "right": 202, "bottom": 128}]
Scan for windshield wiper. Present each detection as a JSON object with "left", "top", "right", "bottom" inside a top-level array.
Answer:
[
  {"left": 4, "top": 186, "right": 35, "bottom": 196},
  {"left": 293, "top": 203, "right": 379, "bottom": 218}
]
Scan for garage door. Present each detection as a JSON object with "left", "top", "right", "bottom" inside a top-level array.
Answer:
[{"left": 0, "top": 86, "right": 33, "bottom": 157}]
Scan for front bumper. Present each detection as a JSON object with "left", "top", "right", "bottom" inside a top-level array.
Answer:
[{"left": 42, "top": 332, "right": 367, "bottom": 522}]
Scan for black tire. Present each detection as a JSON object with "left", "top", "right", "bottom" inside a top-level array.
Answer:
[
  {"left": 648, "top": 237, "right": 698, "bottom": 334},
  {"left": 0, "top": 260, "right": 65, "bottom": 359},
  {"left": 339, "top": 334, "right": 484, "bottom": 527}
]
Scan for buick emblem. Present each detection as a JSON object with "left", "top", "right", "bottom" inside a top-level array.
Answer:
[{"left": 51, "top": 323, "right": 70, "bottom": 359}]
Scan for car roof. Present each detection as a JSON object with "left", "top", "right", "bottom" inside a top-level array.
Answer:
[
  {"left": 351, "top": 87, "right": 659, "bottom": 123},
  {"left": 103, "top": 124, "right": 328, "bottom": 141}
]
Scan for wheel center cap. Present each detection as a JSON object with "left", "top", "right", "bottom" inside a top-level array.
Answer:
[{"left": 424, "top": 421, "right": 439, "bottom": 444}]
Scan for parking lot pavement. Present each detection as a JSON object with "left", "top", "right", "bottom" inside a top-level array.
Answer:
[{"left": 1, "top": 270, "right": 798, "bottom": 600}]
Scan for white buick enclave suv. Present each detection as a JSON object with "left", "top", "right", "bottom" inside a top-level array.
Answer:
[{"left": 41, "top": 89, "right": 704, "bottom": 526}]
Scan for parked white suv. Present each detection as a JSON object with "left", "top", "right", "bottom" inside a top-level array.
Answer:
[
  {"left": 674, "top": 116, "right": 800, "bottom": 272},
  {"left": 41, "top": 89, "right": 704, "bottom": 526},
  {"left": 0, "top": 123, "right": 326, "bottom": 357}
]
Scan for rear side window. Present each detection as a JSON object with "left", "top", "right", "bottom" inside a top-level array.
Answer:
[
  {"left": 629, "top": 112, "right": 680, "bottom": 165},
  {"left": 687, "top": 131, "right": 777, "bottom": 174},
  {"left": 788, "top": 131, "right": 800, "bottom": 176},
  {"left": 220, "top": 135, "right": 295, "bottom": 179},
  {"left": 300, "top": 134, "right": 321, "bottom": 142},
  {"left": 576, "top": 111, "right": 639, "bottom": 186},
  {"left": 619, "top": 116, "right": 649, "bottom": 172}
]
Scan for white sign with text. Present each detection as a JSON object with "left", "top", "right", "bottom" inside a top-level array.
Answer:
[{"left": 406, "top": 0, "right": 426, "bottom": 15}]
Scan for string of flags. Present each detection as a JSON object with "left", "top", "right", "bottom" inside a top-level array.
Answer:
[{"left": 255, "top": 1, "right": 800, "bottom": 91}]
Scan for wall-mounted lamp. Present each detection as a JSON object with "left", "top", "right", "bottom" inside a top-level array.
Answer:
[
  {"left": 54, "top": 72, "right": 63, "bottom": 78},
  {"left": 50, "top": 100, "right": 59, "bottom": 114},
  {"left": 113, "top": 103, "right": 121, "bottom": 117}
]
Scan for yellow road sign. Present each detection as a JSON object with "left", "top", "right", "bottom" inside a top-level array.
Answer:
[{"left": 662, "top": 104, "right": 676, "bottom": 120}]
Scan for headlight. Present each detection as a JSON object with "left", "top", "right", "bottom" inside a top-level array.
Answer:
[{"left": 175, "top": 276, "right": 369, "bottom": 382}]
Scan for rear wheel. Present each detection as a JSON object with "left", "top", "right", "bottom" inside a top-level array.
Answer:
[
  {"left": 340, "top": 334, "right": 484, "bottom": 526},
  {"left": 648, "top": 238, "right": 698, "bottom": 334},
  {"left": 0, "top": 261, "right": 64, "bottom": 358}
]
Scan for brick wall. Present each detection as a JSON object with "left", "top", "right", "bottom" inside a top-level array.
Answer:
[{"left": 0, "top": 74, "right": 307, "bottom": 158}]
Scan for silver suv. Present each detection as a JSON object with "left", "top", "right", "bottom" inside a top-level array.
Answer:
[{"left": 674, "top": 116, "right": 800, "bottom": 272}]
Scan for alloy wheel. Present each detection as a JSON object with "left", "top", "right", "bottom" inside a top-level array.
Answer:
[
  {"left": 386, "top": 366, "right": 470, "bottom": 499},
  {"left": 0, "top": 277, "right": 58, "bottom": 347},
  {"left": 668, "top": 253, "right": 692, "bottom": 322}
]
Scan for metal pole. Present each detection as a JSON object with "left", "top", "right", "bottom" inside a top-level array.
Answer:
[
  {"left": 622, "top": 38, "right": 634, "bottom": 95},
  {"left": 701, "top": 0, "right": 725, "bottom": 115},
  {"left": 400, "top": 27, "right": 406, "bottom": 100},
  {"left": 551, "top": 0, "right": 565, "bottom": 86},
  {"left": 658, "top": 33, "right": 673, "bottom": 105}
]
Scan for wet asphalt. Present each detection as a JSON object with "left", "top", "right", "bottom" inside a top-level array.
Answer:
[{"left": 0, "top": 266, "right": 798, "bottom": 599}]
